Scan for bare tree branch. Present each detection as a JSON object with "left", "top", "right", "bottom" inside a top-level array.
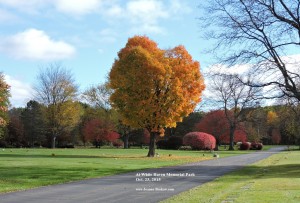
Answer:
[{"left": 200, "top": 0, "right": 300, "bottom": 101}]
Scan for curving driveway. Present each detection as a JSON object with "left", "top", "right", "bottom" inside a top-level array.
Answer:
[{"left": 0, "top": 147, "right": 285, "bottom": 203}]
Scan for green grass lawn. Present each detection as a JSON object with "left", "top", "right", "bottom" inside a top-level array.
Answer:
[
  {"left": 0, "top": 146, "right": 273, "bottom": 194},
  {"left": 162, "top": 147, "right": 300, "bottom": 203}
]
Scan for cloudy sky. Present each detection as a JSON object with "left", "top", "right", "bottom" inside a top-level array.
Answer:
[{"left": 1, "top": 0, "right": 217, "bottom": 107}]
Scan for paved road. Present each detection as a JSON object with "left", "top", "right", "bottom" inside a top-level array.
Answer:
[{"left": 0, "top": 147, "right": 285, "bottom": 203}]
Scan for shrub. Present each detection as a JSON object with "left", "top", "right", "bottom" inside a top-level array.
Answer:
[
  {"left": 113, "top": 140, "right": 124, "bottom": 148},
  {"left": 179, "top": 146, "right": 192, "bottom": 150},
  {"left": 156, "top": 140, "right": 168, "bottom": 149},
  {"left": 0, "top": 140, "right": 7, "bottom": 148},
  {"left": 239, "top": 142, "right": 251, "bottom": 150},
  {"left": 257, "top": 143, "right": 263, "bottom": 150},
  {"left": 250, "top": 142, "right": 263, "bottom": 150},
  {"left": 167, "top": 136, "right": 183, "bottom": 150},
  {"left": 183, "top": 132, "right": 216, "bottom": 150},
  {"left": 156, "top": 136, "right": 183, "bottom": 150}
]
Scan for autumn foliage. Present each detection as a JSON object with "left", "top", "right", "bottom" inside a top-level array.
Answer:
[
  {"left": 82, "top": 119, "right": 120, "bottom": 145},
  {"left": 250, "top": 142, "right": 263, "bottom": 150},
  {"left": 195, "top": 110, "right": 247, "bottom": 145},
  {"left": 271, "top": 129, "right": 281, "bottom": 144},
  {"left": 109, "top": 36, "right": 205, "bottom": 156},
  {"left": 183, "top": 132, "right": 216, "bottom": 150},
  {"left": 0, "top": 73, "right": 10, "bottom": 128},
  {"left": 239, "top": 142, "right": 251, "bottom": 150}
]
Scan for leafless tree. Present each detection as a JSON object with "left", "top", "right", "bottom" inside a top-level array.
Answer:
[
  {"left": 34, "top": 63, "right": 78, "bottom": 105},
  {"left": 82, "top": 83, "right": 112, "bottom": 112},
  {"left": 209, "top": 73, "right": 262, "bottom": 150},
  {"left": 200, "top": 0, "right": 300, "bottom": 101},
  {"left": 34, "top": 63, "right": 79, "bottom": 148}
]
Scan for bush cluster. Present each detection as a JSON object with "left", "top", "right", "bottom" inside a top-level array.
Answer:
[
  {"left": 183, "top": 132, "right": 216, "bottom": 150},
  {"left": 250, "top": 142, "right": 263, "bottom": 150},
  {"left": 239, "top": 142, "right": 251, "bottom": 150},
  {"left": 156, "top": 136, "right": 183, "bottom": 150},
  {"left": 113, "top": 140, "right": 124, "bottom": 148}
]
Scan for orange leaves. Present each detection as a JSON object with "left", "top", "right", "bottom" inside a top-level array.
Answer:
[
  {"left": 109, "top": 35, "right": 205, "bottom": 134},
  {"left": 267, "top": 111, "right": 279, "bottom": 125},
  {"left": 0, "top": 73, "right": 10, "bottom": 128}
]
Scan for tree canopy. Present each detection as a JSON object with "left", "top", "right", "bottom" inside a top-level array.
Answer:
[
  {"left": 0, "top": 73, "right": 10, "bottom": 138},
  {"left": 109, "top": 36, "right": 205, "bottom": 156},
  {"left": 34, "top": 64, "right": 81, "bottom": 148}
]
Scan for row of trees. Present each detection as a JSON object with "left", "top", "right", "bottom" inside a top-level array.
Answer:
[
  {"left": 1, "top": 66, "right": 299, "bottom": 151},
  {"left": 3, "top": 96, "right": 299, "bottom": 150},
  {"left": 2, "top": 0, "right": 300, "bottom": 156}
]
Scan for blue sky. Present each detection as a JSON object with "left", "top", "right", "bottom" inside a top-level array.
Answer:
[{"left": 0, "top": 0, "right": 217, "bottom": 107}]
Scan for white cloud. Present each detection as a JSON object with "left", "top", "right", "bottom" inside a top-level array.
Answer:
[
  {"left": 0, "top": 28, "right": 76, "bottom": 61},
  {"left": 0, "top": 0, "right": 191, "bottom": 35},
  {"left": 169, "top": 0, "right": 192, "bottom": 14},
  {"left": 4, "top": 74, "right": 33, "bottom": 108},
  {"left": 0, "top": 0, "right": 102, "bottom": 16},
  {"left": 125, "top": 0, "right": 168, "bottom": 34},
  {"left": 0, "top": 8, "right": 18, "bottom": 22},
  {"left": 126, "top": 0, "right": 168, "bottom": 24},
  {"left": 99, "top": 28, "right": 118, "bottom": 43},
  {"left": 102, "top": 0, "right": 191, "bottom": 35},
  {"left": 54, "top": 0, "right": 102, "bottom": 15},
  {"left": 0, "top": 0, "right": 49, "bottom": 14},
  {"left": 105, "top": 5, "right": 123, "bottom": 17}
]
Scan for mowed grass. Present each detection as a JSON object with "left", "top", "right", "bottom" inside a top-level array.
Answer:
[
  {"left": 0, "top": 146, "right": 263, "bottom": 193},
  {"left": 162, "top": 147, "right": 300, "bottom": 203}
]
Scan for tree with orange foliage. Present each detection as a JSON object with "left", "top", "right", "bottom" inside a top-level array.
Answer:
[
  {"left": 109, "top": 36, "right": 205, "bottom": 157},
  {"left": 0, "top": 73, "right": 10, "bottom": 138},
  {"left": 266, "top": 111, "right": 279, "bottom": 126}
]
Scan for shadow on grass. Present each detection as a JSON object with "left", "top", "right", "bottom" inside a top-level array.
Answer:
[
  {"left": 0, "top": 154, "right": 145, "bottom": 159},
  {"left": 0, "top": 165, "right": 137, "bottom": 189},
  {"left": 151, "top": 163, "right": 300, "bottom": 180},
  {"left": 227, "top": 164, "right": 300, "bottom": 179}
]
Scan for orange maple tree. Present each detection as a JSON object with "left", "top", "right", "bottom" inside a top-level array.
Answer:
[
  {"left": 109, "top": 36, "right": 205, "bottom": 157},
  {"left": 0, "top": 73, "right": 10, "bottom": 138}
]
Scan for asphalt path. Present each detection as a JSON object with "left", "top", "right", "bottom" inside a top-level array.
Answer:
[{"left": 0, "top": 147, "right": 285, "bottom": 203}]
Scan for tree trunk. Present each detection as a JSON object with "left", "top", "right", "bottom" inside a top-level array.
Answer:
[
  {"left": 147, "top": 131, "right": 158, "bottom": 157},
  {"left": 123, "top": 134, "right": 129, "bottom": 149},
  {"left": 229, "top": 125, "right": 235, "bottom": 150},
  {"left": 215, "top": 139, "right": 220, "bottom": 151},
  {"left": 51, "top": 136, "right": 56, "bottom": 149}
]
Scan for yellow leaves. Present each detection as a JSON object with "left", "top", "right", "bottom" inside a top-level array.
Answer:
[
  {"left": 267, "top": 111, "right": 279, "bottom": 125},
  {"left": 0, "top": 73, "right": 10, "bottom": 130},
  {"left": 46, "top": 101, "right": 82, "bottom": 131},
  {"left": 109, "top": 36, "right": 205, "bottom": 134},
  {"left": 0, "top": 117, "right": 6, "bottom": 126}
]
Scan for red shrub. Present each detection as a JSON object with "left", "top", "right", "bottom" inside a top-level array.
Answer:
[
  {"left": 250, "top": 142, "right": 263, "bottom": 150},
  {"left": 183, "top": 132, "right": 216, "bottom": 150},
  {"left": 195, "top": 110, "right": 247, "bottom": 144},
  {"left": 82, "top": 119, "right": 119, "bottom": 143},
  {"left": 113, "top": 139, "right": 124, "bottom": 148},
  {"left": 256, "top": 143, "right": 263, "bottom": 150},
  {"left": 239, "top": 142, "right": 251, "bottom": 150}
]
